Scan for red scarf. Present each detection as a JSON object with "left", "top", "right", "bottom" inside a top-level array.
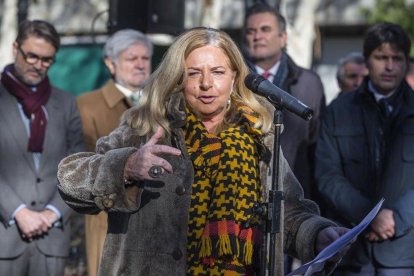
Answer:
[{"left": 1, "top": 64, "right": 51, "bottom": 152}]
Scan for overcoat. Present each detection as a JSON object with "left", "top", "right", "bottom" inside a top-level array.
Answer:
[
  {"left": 77, "top": 79, "right": 133, "bottom": 276},
  {"left": 58, "top": 93, "right": 335, "bottom": 275},
  {"left": 77, "top": 79, "right": 133, "bottom": 151},
  {"left": 316, "top": 79, "right": 414, "bottom": 267}
]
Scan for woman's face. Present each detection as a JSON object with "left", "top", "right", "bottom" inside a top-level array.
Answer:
[{"left": 184, "top": 45, "right": 235, "bottom": 123}]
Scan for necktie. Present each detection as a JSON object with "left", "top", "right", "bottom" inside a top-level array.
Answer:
[
  {"left": 129, "top": 93, "right": 141, "bottom": 106},
  {"left": 378, "top": 98, "right": 392, "bottom": 118},
  {"left": 261, "top": 71, "right": 271, "bottom": 79}
]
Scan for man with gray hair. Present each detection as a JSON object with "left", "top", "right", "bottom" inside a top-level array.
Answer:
[
  {"left": 336, "top": 52, "right": 368, "bottom": 95},
  {"left": 76, "top": 29, "right": 153, "bottom": 276}
]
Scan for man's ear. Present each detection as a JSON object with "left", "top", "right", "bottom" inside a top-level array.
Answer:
[
  {"left": 12, "top": 41, "right": 18, "bottom": 59},
  {"left": 104, "top": 58, "right": 116, "bottom": 76},
  {"left": 280, "top": 31, "right": 288, "bottom": 49}
]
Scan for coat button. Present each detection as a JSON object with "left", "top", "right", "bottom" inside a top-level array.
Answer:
[
  {"left": 102, "top": 198, "right": 114, "bottom": 209},
  {"left": 36, "top": 178, "right": 42, "bottom": 183},
  {"left": 31, "top": 201, "right": 36, "bottom": 206},
  {"left": 175, "top": 185, "right": 186, "bottom": 195},
  {"left": 172, "top": 248, "right": 183, "bottom": 260}
]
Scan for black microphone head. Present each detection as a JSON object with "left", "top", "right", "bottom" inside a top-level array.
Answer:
[
  {"left": 303, "top": 108, "right": 313, "bottom": 121},
  {"left": 244, "top": 73, "right": 266, "bottom": 92},
  {"left": 245, "top": 73, "right": 314, "bottom": 121}
]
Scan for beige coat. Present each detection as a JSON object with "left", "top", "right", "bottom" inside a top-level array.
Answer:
[
  {"left": 59, "top": 93, "right": 335, "bottom": 275},
  {"left": 77, "top": 79, "right": 132, "bottom": 276}
]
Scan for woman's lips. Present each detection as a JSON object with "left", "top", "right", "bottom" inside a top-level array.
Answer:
[{"left": 198, "top": 96, "right": 216, "bottom": 104}]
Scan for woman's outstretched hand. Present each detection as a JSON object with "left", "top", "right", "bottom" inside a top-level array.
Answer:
[{"left": 124, "top": 127, "right": 182, "bottom": 181}]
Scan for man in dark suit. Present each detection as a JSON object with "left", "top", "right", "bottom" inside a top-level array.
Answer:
[
  {"left": 0, "top": 20, "right": 84, "bottom": 275},
  {"left": 76, "top": 29, "right": 153, "bottom": 276},
  {"left": 316, "top": 22, "right": 414, "bottom": 275},
  {"left": 243, "top": 2, "right": 325, "bottom": 200}
]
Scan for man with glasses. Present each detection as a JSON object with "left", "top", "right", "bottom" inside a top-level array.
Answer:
[
  {"left": 0, "top": 20, "right": 84, "bottom": 275},
  {"left": 17, "top": 46, "right": 55, "bottom": 67}
]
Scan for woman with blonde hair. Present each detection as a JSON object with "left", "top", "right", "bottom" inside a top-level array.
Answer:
[
  {"left": 128, "top": 26, "right": 272, "bottom": 136},
  {"left": 58, "top": 27, "right": 346, "bottom": 275}
]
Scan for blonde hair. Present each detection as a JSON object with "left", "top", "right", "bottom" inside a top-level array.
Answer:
[{"left": 127, "top": 27, "right": 272, "bottom": 137}]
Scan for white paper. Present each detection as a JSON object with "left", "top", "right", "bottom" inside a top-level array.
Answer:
[{"left": 288, "top": 198, "right": 385, "bottom": 276}]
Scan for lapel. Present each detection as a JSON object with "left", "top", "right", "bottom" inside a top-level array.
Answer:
[
  {"left": 38, "top": 87, "right": 60, "bottom": 173},
  {"left": 102, "top": 80, "right": 132, "bottom": 108},
  {"left": 0, "top": 84, "right": 37, "bottom": 172}
]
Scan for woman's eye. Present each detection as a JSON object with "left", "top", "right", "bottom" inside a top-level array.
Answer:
[
  {"left": 188, "top": 71, "right": 199, "bottom": 77},
  {"left": 213, "top": 71, "right": 225, "bottom": 75}
]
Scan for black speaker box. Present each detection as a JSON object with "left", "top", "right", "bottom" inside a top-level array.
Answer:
[{"left": 108, "top": 0, "right": 185, "bottom": 35}]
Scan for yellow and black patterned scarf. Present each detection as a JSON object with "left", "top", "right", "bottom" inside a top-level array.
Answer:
[{"left": 185, "top": 106, "right": 264, "bottom": 275}]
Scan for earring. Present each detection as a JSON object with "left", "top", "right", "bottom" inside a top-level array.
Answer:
[{"left": 226, "top": 98, "right": 232, "bottom": 111}]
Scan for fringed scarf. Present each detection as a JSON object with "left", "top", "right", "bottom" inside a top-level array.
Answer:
[
  {"left": 1, "top": 64, "right": 51, "bottom": 152},
  {"left": 185, "top": 105, "right": 264, "bottom": 275}
]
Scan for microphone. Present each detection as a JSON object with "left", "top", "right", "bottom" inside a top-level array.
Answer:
[{"left": 244, "top": 73, "right": 313, "bottom": 121}]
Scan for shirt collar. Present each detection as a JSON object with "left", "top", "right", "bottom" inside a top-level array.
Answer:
[
  {"left": 368, "top": 80, "right": 396, "bottom": 102},
  {"left": 255, "top": 61, "right": 280, "bottom": 82},
  {"left": 114, "top": 82, "right": 141, "bottom": 98}
]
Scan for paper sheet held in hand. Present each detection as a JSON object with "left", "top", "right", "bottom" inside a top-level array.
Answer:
[{"left": 287, "top": 198, "right": 384, "bottom": 276}]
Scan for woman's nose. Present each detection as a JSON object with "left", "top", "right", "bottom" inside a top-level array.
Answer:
[{"left": 200, "top": 74, "right": 212, "bottom": 90}]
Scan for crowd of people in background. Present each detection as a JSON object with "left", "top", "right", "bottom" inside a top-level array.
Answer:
[{"left": 1, "top": 1, "right": 414, "bottom": 276}]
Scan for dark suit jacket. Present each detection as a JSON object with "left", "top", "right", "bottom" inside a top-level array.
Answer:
[
  {"left": 315, "top": 79, "right": 414, "bottom": 266},
  {"left": 0, "top": 83, "right": 84, "bottom": 258}
]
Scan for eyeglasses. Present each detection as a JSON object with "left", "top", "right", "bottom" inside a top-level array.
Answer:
[{"left": 18, "top": 46, "right": 55, "bottom": 67}]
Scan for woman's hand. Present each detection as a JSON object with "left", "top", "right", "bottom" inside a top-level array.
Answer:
[
  {"left": 124, "top": 127, "right": 181, "bottom": 181},
  {"left": 316, "top": 226, "right": 351, "bottom": 262}
]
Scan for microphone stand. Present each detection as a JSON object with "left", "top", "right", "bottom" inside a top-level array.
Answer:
[
  {"left": 244, "top": 74, "right": 314, "bottom": 275},
  {"left": 256, "top": 98, "right": 285, "bottom": 276}
]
